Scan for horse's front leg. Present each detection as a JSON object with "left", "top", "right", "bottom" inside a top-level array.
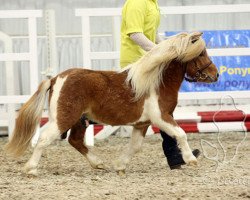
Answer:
[
  {"left": 114, "top": 126, "right": 148, "bottom": 175},
  {"left": 154, "top": 115, "right": 197, "bottom": 166}
]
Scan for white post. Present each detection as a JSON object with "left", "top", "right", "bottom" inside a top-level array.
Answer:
[
  {"left": 28, "top": 17, "right": 41, "bottom": 145},
  {"left": 84, "top": 125, "right": 94, "bottom": 146},
  {"left": 112, "top": 16, "right": 121, "bottom": 70},
  {"left": 28, "top": 17, "right": 39, "bottom": 93},
  {"left": 81, "top": 16, "right": 91, "bottom": 69},
  {"left": 80, "top": 15, "right": 92, "bottom": 145},
  {"left": 44, "top": 9, "right": 58, "bottom": 77}
]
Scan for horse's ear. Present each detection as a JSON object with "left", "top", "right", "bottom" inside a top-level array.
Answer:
[{"left": 191, "top": 32, "right": 203, "bottom": 43}]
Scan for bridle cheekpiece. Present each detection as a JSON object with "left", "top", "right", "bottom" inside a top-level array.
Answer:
[{"left": 184, "top": 60, "right": 212, "bottom": 83}]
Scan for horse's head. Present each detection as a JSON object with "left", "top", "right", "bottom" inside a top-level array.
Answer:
[
  {"left": 184, "top": 49, "right": 219, "bottom": 83},
  {"left": 123, "top": 31, "right": 218, "bottom": 100}
]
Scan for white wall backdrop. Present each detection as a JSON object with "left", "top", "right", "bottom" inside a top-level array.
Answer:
[{"left": 0, "top": 0, "right": 250, "bottom": 99}]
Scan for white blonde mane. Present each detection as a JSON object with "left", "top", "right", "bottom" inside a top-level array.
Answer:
[{"left": 121, "top": 32, "right": 206, "bottom": 100}]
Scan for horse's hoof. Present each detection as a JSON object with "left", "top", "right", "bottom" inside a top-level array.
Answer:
[
  {"left": 187, "top": 157, "right": 198, "bottom": 166},
  {"left": 117, "top": 170, "right": 126, "bottom": 177},
  {"left": 96, "top": 164, "right": 104, "bottom": 169},
  {"left": 113, "top": 159, "right": 127, "bottom": 172},
  {"left": 23, "top": 167, "right": 38, "bottom": 176},
  {"left": 26, "top": 170, "right": 38, "bottom": 178},
  {"left": 183, "top": 152, "right": 198, "bottom": 165},
  {"left": 96, "top": 164, "right": 107, "bottom": 170},
  {"left": 23, "top": 163, "right": 38, "bottom": 176}
]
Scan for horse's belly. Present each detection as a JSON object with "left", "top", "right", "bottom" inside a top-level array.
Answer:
[{"left": 87, "top": 103, "right": 144, "bottom": 126}]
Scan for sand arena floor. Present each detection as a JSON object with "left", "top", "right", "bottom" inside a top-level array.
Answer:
[{"left": 0, "top": 132, "right": 249, "bottom": 200}]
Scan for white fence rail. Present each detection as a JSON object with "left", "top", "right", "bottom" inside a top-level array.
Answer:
[{"left": 0, "top": 10, "right": 42, "bottom": 136}]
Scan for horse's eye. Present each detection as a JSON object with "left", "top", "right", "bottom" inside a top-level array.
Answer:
[
  {"left": 199, "top": 52, "right": 204, "bottom": 56},
  {"left": 191, "top": 39, "right": 198, "bottom": 44}
]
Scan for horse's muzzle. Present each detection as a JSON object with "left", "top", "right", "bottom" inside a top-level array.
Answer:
[{"left": 206, "top": 73, "right": 219, "bottom": 83}]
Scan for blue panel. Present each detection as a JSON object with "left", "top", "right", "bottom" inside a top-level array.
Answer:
[{"left": 165, "top": 30, "right": 250, "bottom": 92}]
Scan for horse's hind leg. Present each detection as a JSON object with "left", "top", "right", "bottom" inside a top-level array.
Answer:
[
  {"left": 114, "top": 126, "right": 148, "bottom": 174},
  {"left": 23, "top": 122, "right": 60, "bottom": 175},
  {"left": 68, "top": 120, "right": 104, "bottom": 169}
]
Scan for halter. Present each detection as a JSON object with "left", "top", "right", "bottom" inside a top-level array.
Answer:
[{"left": 184, "top": 60, "right": 212, "bottom": 82}]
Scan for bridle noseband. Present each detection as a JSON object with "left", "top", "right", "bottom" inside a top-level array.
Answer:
[{"left": 184, "top": 60, "right": 212, "bottom": 82}]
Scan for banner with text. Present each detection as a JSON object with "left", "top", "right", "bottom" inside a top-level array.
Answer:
[{"left": 165, "top": 30, "right": 250, "bottom": 92}]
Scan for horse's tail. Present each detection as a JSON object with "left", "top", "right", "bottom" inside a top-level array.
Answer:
[{"left": 5, "top": 79, "right": 51, "bottom": 157}]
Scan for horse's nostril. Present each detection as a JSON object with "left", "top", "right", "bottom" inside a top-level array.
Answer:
[{"left": 217, "top": 73, "right": 219, "bottom": 78}]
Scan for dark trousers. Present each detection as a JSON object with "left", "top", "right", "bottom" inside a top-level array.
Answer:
[{"left": 160, "top": 130, "right": 178, "bottom": 156}]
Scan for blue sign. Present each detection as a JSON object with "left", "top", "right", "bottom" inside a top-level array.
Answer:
[{"left": 165, "top": 30, "right": 250, "bottom": 92}]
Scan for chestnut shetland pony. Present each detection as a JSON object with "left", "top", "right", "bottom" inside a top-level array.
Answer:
[{"left": 5, "top": 32, "right": 219, "bottom": 175}]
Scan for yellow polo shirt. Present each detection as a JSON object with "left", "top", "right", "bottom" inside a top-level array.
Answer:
[{"left": 120, "top": 0, "right": 160, "bottom": 68}]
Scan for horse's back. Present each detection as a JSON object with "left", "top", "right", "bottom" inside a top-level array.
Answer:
[{"left": 56, "top": 68, "right": 127, "bottom": 95}]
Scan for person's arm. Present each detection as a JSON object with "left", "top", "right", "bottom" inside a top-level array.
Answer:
[
  {"left": 156, "top": 32, "right": 163, "bottom": 44},
  {"left": 129, "top": 32, "right": 156, "bottom": 51},
  {"left": 129, "top": 31, "right": 163, "bottom": 51},
  {"left": 124, "top": 0, "right": 153, "bottom": 51}
]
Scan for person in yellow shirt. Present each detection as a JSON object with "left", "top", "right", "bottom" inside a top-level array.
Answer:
[
  {"left": 120, "top": 0, "right": 160, "bottom": 67},
  {"left": 120, "top": 0, "right": 200, "bottom": 169}
]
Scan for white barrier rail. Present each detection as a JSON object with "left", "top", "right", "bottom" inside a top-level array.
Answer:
[
  {"left": 0, "top": 10, "right": 42, "bottom": 18},
  {"left": 0, "top": 53, "right": 31, "bottom": 61},
  {"left": 0, "top": 95, "right": 31, "bottom": 104},
  {"left": 75, "top": 4, "right": 250, "bottom": 16}
]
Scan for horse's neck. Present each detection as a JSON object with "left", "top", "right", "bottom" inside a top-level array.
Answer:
[
  {"left": 157, "top": 61, "right": 184, "bottom": 115},
  {"left": 162, "top": 61, "right": 185, "bottom": 90}
]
